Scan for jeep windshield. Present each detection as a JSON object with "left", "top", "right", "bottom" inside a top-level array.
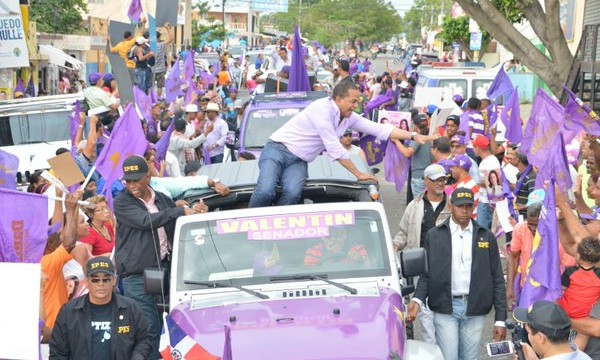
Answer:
[
  {"left": 175, "top": 208, "right": 391, "bottom": 291},
  {"left": 241, "top": 108, "right": 302, "bottom": 149}
]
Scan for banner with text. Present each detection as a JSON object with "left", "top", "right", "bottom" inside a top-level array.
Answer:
[{"left": 0, "top": 0, "right": 29, "bottom": 68}]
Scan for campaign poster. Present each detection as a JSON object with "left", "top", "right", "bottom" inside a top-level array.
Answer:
[
  {"left": 0, "top": 0, "right": 30, "bottom": 69},
  {"left": 378, "top": 110, "right": 412, "bottom": 131},
  {"left": 483, "top": 169, "right": 505, "bottom": 203}
]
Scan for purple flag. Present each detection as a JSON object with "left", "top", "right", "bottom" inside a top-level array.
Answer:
[
  {"left": 150, "top": 87, "right": 159, "bottom": 104},
  {"left": 0, "top": 188, "right": 48, "bottom": 263},
  {"left": 359, "top": 135, "right": 386, "bottom": 166},
  {"left": 501, "top": 168, "right": 517, "bottom": 219},
  {"left": 222, "top": 325, "right": 232, "bottom": 360},
  {"left": 458, "top": 111, "right": 471, "bottom": 138},
  {"left": 13, "top": 79, "right": 25, "bottom": 98},
  {"left": 384, "top": 140, "right": 410, "bottom": 192},
  {"left": 487, "top": 102, "right": 499, "bottom": 129},
  {"left": 165, "top": 58, "right": 183, "bottom": 103},
  {"left": 155, "top": 118, "right": 175, "bottom": 162},
  {"left": 199, "top": 71, "right": 215, "bottom": 87},
  {"left": 500, "top": 88, "right": 522, "bottom": 144},
  {"left": 69, "top": 101, "right": 81, "bottom": 158},
  {"left": 184, "top": 80, "right": 199, "bottom": 107},
  {"left": 534, "top": 134, "right": 573, "bottom": 192},
  {"left": 520, "top": 89, "right": 565, "bottom": 167},
  {"left": 0, "top": 149, "right": 18, "bottom": 190},
  {"left": 25, "top": 75, "right": 35, "bottom": 97},
  {"left": 363, "top": 96, "right": 392, "bottom": 117},
  {"left": 518, "top": 180, "right": 562, "bottom": 308},
  {"left": 203, "top": 144, "right": 212, "bottom": 165},
  {"left": 288, "top": 26, "right": 311, "bottom": 92},
  {"left": 95, "top": 105, "right": 147, "bottom": 208},
  {"left": 563, "top": 86, "right": 600, "bottom": 135},
  {"left": 134, "top": 86, "right": 153, "bottom": 121},
  {"left": 486, "top": 67, "right": 514, "bottom": 100},
  {"left": 183, "top": 50, "right": 195, "bottom": 86},
  {"left": 127, "top": 0, "right": 143, "bottom": 23}
]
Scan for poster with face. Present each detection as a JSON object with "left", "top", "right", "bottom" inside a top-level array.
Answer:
[
  {"left": 378, "top": 110, "right": 412, "bottom": 131},
  {"left": 484, "top": 169, "right": 505, "bottom": 203}
]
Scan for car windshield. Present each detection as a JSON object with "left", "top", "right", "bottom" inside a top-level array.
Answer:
[
  {"left": 241, "top": 108, "right": 301, "bottom": 148},
  {"left": 0, "top": 112, "right": 70, "bottom": 146},
  {"left": 176, "top": 209, "right": 391, "bottom": 290}
]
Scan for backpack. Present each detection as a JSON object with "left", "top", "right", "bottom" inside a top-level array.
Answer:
[{"left": 128, "top": 45, "right": 138, "bottom": 60}]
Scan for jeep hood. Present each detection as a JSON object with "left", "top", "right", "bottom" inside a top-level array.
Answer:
[{"left": 169, "top": 288, "right": 406, "bottom": 360}]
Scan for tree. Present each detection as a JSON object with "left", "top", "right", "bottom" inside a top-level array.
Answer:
[
  {"left": 29, "top": 0, "right": 87, "bottom": 34},
  {"left": 400, "top": 0, "right": 445, "bottom": 44},
  {"left": 271, "top": 0, "right": 401, "bottom": 47},
  {"left": 438, "top": 16, "right": 490, "bottom": 61},
  {"left": 191, "top": 1, "right": 226, "bottom": 48},
  {"left": 454, "top": 0, "right": 572, "bottom": 96}
]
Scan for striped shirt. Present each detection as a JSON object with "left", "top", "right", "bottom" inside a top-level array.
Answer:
[
  {"left": 452, "top": 175, "right": 479, "bottom": 219},
  {"left": 469, "top": 111, "right": 485, "bottom": 140}
]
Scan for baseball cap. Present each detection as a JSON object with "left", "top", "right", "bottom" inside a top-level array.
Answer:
[
  {"left": 103, "top": 73, "right": 114, "bottom": 83},
  {"left": 414, "top": 113, "right": 428, "bottom": 127},
  {"left": 452, "top": 155, "right": 472, "bottom": 171},
  {"left": 136, "top": 36, "right": 146, "bottom": 45},
  {"left": 234, "top": 99, "right": 244, "bottom": 109},
  {"left": 185, "top": 104, "right": 199, "bottom": 113},
  {"left": 472, "top": 135, "right": 490, "bottom": 149},
  {"left": 342, "top": 128, "right": 353, "bottom": 136},
  {"left": 86, "top": 256, "right": 115, "bottom": 277},
  {"left": 451, "top": 187, "right": 475, "bottom": 206},
  {"left": 526, "top": 189, "right": 546, "bottom": 207},
  {"left": 122, "top": 155, "right": 149, "bottom": 181},
  {"left": 450, "top": 134, "right": 468, "bottom": 146},
  {"left": 426, "top": 104, "right": 438, "bottom": 116},
  {"left": 88, "top": 73, "right": 102, "bottom": 84},
  {"left": 437, "top": 159, "right": 454, "bottom": 174},
  {"left": 205, "top": 102, "right": 220, "bottom": 112},
  {"left": 423, "top": 164, "right": 447, "bottom": 180},
  {"left": 513, "top": 300, "right": 571, "bottom": 336}
]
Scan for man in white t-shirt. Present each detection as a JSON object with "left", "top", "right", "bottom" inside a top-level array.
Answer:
[{"left": 473, "top": 135, "right": 500, "bottom": 229}]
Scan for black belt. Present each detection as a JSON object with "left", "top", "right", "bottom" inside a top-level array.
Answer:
[{"left": 453, "top": 294, "right": 468, "bottom": 299}]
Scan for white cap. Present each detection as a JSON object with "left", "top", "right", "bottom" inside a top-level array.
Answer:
[
  {"left": 185, "top": 104, "right": 199, "bottom": 113},
  {"left": 136, "top": 36, "right": 146, "bottom": 45},
  {"left": 205, "top": 102, "right": 220, "bottom": 112},
  {"left": 234, "top": 99, "right": 244, "bottom": 109},
  {"left": 399, "top": 81, "right": 409, "bottom": 89},
  {"left": 423, "top": 164, "right": 447, "bottom": 180}
]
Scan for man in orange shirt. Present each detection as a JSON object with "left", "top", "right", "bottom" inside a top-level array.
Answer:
[
  {"left": 41, "top": 191, "right": 81, "bottom": 342},
  {"left": 108, "top": 18, "right": 146, "bottom": 84},
  {"left": 217, "top": 63, "right": 232, "bottom": 97}
]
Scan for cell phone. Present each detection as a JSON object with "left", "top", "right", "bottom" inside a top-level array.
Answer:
[{"left": 486, "top": 341, "right": 514, "bottom": 357}]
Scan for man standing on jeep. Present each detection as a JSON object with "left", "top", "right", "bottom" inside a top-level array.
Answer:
[{"left": 248, "top": 80, "right": 437, "bottom": 207}]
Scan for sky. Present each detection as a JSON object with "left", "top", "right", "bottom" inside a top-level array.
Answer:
[{"left": 389, "top": 0, "right": 415, "bottom": 16}]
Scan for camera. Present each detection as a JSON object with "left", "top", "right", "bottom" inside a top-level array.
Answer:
[{"left": 506, "top": 319, "right": 529, "bottom": 360}]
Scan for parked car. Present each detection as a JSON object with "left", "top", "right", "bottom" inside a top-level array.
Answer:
[{"left": 147, "top": 200, "right": 443, "bottom": 359}]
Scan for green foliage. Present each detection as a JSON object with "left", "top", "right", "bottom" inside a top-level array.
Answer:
[
  {"left": 490, "top": 0, "right": 525, "bottom": 24},
  {"left": 401, "top": 0, "right": 446, "bottom": 43},
  {"left": 270, "top": 0, "right": 401, "bottom": 47},
  {"left": 29, "top": 0, "right": 87, "bottom": 33},
  {"left": 438, "top": 16, "right": 469, "bottom": 45},
  {"left": 192, "top": 1, "right": 227, "bottom": 47}
]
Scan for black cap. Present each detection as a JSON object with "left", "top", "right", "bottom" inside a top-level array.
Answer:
[
  {"left": 513, "top": 300, "right": 571, "bottom": 336},
  {"left": 122, "top": 155, "right": 149, "bottom": 181},
  {"left": 451, "top": 188, "right": 475, "bottom": 206},
  {"left": 86, "top": 256, "right": 115, "bottom": 277}
]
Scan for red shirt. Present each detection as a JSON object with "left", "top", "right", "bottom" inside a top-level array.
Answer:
[
  {"left": 558, "top": 266, "right": 600, "bottom": 319},
  {"left": 81, "top": 222, "right": 115, "bottom": 256}
]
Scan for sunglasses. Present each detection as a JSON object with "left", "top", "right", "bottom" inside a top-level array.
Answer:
[{"left": 89, "top": 277, "right": 113, "bottom": 284}]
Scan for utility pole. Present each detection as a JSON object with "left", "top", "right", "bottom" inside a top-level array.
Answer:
[
  {"left": 299, "top": 0, "right": 302, "bottom": 31},
  {"left": 222, "top": 0, "right": 226, "bottom": 48}
]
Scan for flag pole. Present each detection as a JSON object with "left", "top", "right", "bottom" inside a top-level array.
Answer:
[
  {"left": 45, "top": 194, "right": 91, "bottom": 207},
  {"left": 81, "top": 165, "right": 96, "bottom": 191}
]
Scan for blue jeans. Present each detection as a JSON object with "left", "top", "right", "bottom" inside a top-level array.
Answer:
[
  {"left": 249, "top": 141, "right": 308, "bottom": 207},
  {"left": 145, "top": 67, "right": 153, "bottom": 93},
  {"left": 433, "top": 298, "right": 486, "bottom": 360},
  {"left": 210, "top": 153, "right": 224, "bottom": 164},
  {"left": 410, "top": 177, "right": 426, "bottom": 198},
  {"left": 134, "top": 68, "right": 147, "bottom": 92},
  {"left": 477, "top": 202, "right": 492, "bottom": 229},
  {"left": 122, "top": 275, "right": 161, "bottom": 359}
]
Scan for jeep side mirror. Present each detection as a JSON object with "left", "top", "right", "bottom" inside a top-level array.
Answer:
[{"left": 400, "top": 248, "right": 427, "bottom": 279}]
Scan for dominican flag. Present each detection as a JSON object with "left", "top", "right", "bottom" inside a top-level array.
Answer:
[{"left": 159, "top": 313, "right": 219, "bottom": 360}]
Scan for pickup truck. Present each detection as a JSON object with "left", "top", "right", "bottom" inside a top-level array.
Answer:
[{"left": 146, "top": 202, "right": 443, "bottom": 359}]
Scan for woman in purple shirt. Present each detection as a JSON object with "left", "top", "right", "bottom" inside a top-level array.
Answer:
[{"left": 248, "top": 81, "right": 436, "bottom": 207}]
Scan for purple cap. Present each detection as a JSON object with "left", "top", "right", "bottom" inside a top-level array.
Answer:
[
  {"left": 302, "top": 46, "right": 309, "bottom": 57},
  {"left": 103, "top": 73, "right": 114, "bottom": 83},
  {"left": 88, "top": 73, "right": 102, "bottom": 84},
  {"left": 437, "top": 159, "right": 454, "bottom": 174},
  {"left": 281, "top": 65, "right": 291, "bottom": 75},
  {"left": 450, "top": 134, "right": 468, "bottom": 146},
  {"left": 452, "top": 155, "right": 472, "bottom": 171}
]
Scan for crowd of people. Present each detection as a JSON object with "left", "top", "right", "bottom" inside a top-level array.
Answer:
[{"left": 11, "top": 18, "right": 600, "bottom": 359}]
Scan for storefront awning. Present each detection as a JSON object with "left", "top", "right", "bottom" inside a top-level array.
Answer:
[{"left": 39, "top": 45, "right": 85, "bottom": 70}]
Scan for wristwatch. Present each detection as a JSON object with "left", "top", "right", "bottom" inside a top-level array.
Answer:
[
  {"left": 410, "top": 132, "right": 418, "bottom": 141},
  {"left": 209, "top": 178, "right": 220, "bottom": 188}
]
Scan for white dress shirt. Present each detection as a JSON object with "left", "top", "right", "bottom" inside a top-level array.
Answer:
[{"left": 449, "top": 217, "right": 473, "bottom": 296}]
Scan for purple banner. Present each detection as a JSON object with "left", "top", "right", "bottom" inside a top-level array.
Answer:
[
  {"left": 183, "top": 50, "right": 195, "bottom": 86},
  {"left": 69, "top": 101, "right": 81, "bottom": 158},
  {"left": 517, "top": 180, "right": 562, "bottom": 308},
  {"left": 487, "top": 67, "right": 514, "bottom": 100},
  {"left": 127, "top": 0, "right": 142, "bottom": 23},
  {"left": 0, "top": 149, "right": 18, "bottom": 190},
  {"left": 222, "top": 325, "right": 232, "bottom": 360},
  {"left": 534, "top": 134, "right": 573, "bottom": 192},
  {"left": 384, "top": 140, "right": 410, "bottom": 193},
  {"left": 359, "top": 135, "right": 386, "bottom": 166},
  {"left": 165, "top": 58, "right": 182, "bottom": 103},
  {"left": 13, "top": 79, "right": 25, "bottom": 97},
  {"left": 184, "top": 80, "right": 199, "bottom": 107},
  {"left": 288, "top": 25, "right": 311, "bottom": 92},
  {"left": 134, "top": 86, "right": 152, "bottom": 122},
  {"left": 563, "top": 86, "right": 600, "bottom": 136},
  {"left": 25, "top": 75, "right": 35, "bottom": 97},
  {"left": 155, "top": 118, "right": 175, "bottom": 162},
  {"left": 500, "top": 88, "right": 522, "bottom": 144},
  {"left": 363, "top": 96, "right": 392, "bottom": 117},
  {"left": 95, "top": 105, "right": 148, "bottom": 208},
  {"left": 0, "top": 189, "right": 48, "bottom": 263}
]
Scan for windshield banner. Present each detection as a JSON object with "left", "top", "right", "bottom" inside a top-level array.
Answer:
[{"left": 216, "top": 211, "right": 355, "bottom": 240}]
